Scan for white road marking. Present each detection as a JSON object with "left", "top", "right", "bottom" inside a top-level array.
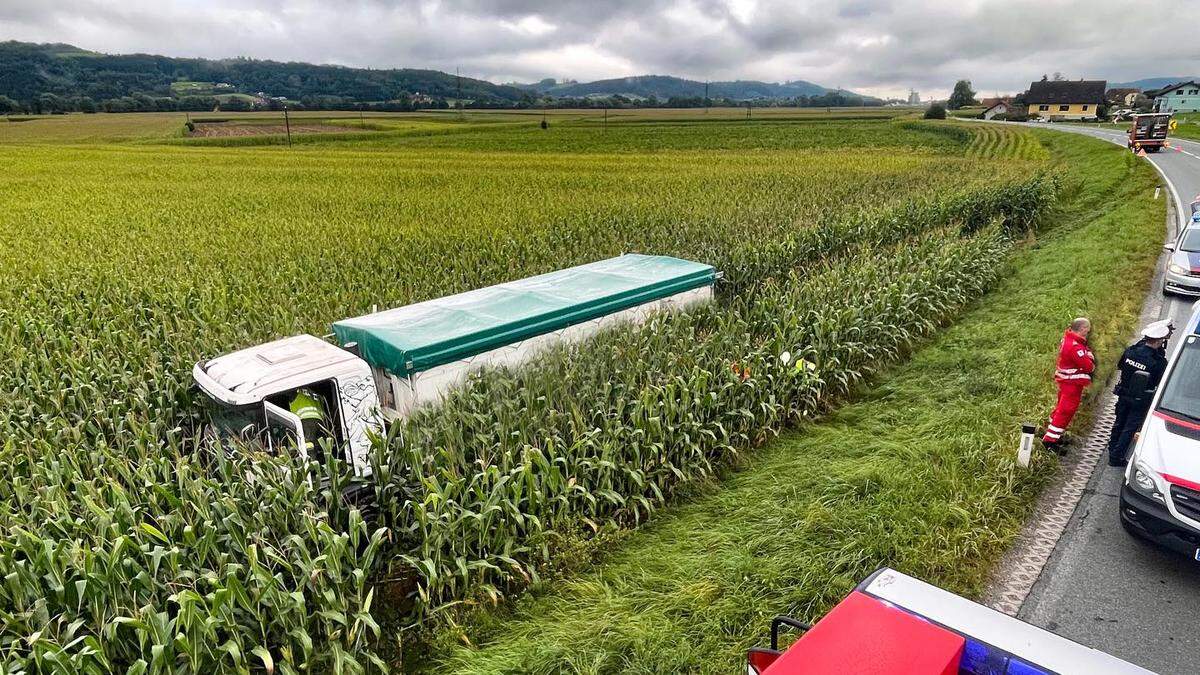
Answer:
[{"left": 974, "top": 119, "right": 1193, "bottom": 615}]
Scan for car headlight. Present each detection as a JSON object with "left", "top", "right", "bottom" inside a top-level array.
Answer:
[
  {"left": 1168, "top": 263, "right": 1188, "bottom": 275},
  {"left": 1129, "top": 464, "right": 1165, "bottom": 503}
]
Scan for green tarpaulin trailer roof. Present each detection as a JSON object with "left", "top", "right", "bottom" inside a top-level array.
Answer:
[{"left": 332, "top": 254, "right": 716, "bottom": 378}]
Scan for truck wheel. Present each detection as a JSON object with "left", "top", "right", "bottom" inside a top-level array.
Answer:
[{"left": 341, "top": 481, "right": 380, "bottom": 522}]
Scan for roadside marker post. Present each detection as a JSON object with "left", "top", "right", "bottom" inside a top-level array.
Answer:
[
  {"left": 1017, "top": 423, "right": 1036, "bottom": 467},
  {"left": 1155, "top": 187, "right": 1161, "bottom": 200}
]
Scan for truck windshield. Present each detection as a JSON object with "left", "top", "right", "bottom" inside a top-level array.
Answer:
[{"left": 1157, "top": 335, "right": 1200, "bottom": 422}]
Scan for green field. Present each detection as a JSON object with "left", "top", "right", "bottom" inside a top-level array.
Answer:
[
  {"left": 0, "top": 110, "right": 1142, "bottom": 672},
  {"left": 425, "top": 130, "right": 1163, "bottom": 673}
]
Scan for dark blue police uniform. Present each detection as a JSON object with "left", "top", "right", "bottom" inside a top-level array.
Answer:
[{"left": 1107, "top": 340, "right": 1167, "bottom": 466}]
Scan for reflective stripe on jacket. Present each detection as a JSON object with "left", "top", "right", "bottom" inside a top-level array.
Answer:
[
  {"left": 289, "top": 390, "right": 327, "bottom": 421},
  {"left": 1054, "top": 329, "right": 1095, "bottom": 386}
]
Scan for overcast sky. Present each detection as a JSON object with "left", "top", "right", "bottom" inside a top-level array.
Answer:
[{"left": 5, "top": 0, "right": 1200, "bottom": 99}]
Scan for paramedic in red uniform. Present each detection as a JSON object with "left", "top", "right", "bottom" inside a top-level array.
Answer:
[{"left": 1042, "top": 317, "right": 1095, "bottom": 451}]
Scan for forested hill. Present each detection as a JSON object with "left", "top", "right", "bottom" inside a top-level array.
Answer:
[
  {"left": 0, "top": 40, "right": 878, "bottom": 112},
  {"left": 522, "top": 75, "right": 834, "bottom": 100},
  {"left": 0, "top": 41, "right": 527, "bottom": 104}
]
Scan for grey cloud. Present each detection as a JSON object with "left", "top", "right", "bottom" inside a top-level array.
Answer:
[{"left": 3, "top": 0, "right": 1199, "bottom": 97}]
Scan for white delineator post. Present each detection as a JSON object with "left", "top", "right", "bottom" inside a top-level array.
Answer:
[{"left": 1017, "top": 423, "right": 1036, "bottom": 468}]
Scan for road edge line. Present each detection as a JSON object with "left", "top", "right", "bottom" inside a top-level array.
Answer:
[{"left": 979, "top": 125, "right": 1178, "bottom": 616}]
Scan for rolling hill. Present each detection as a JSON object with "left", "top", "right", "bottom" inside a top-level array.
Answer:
[
  {"left": 511, "top": 74, "right": 874, "bottom": 102},
  {"left": 0, "top": 40, "right": 876, "bottom": 109},
  {"left": 1109, "top": 76, "right": 1200, "bottom": 91},
  {"left": 0, "top": 41, "right": 527, "bottom": 103}
]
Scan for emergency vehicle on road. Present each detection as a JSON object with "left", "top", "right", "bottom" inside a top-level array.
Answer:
[
  {"left": 748, "top": 568, "right": 1151, "bottom": 674},
  {"left": 1121, "top": 304, "right": 1200, "bottom": 559},
  {"left": 1161, "top": 216, "right": 1200, "bottom": 296}
]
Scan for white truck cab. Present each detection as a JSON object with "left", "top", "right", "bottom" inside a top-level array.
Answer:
[
  {"left": 193, "top": 254, "right": 717, "bottom": 476},
  {"left": 1121, "top": 303, "right": 1200, "bottom": 558},
  {"left": 194, "top": 334, "right": 381, "bottom": 474}
]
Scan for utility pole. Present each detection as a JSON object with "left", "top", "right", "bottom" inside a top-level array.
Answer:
[
  {"left": 604, "top": 106, "right": 608, "bottom": 133},
  {"left": 705, "top": 81, "right": 709, "bottom": 114},
  {"left": 283, "top": 105, "right": 292, "bottom": 147},
  {"left": 456, "top": 67, "right": 464, "bottom": 119}
]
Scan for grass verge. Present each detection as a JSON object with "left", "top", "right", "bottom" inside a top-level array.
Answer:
[{"left": 418, "top": 128, "right": 1164, "bottom": 673}]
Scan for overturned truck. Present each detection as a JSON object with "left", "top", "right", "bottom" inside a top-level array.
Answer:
[{"left": 193, "top": 254, "right": 717, "bottom": 474}]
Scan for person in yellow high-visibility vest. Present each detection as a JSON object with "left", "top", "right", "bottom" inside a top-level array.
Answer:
[{"left": 288, "top": 387, "right": 330, "bottom": 458}]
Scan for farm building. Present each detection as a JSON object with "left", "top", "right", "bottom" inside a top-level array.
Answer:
[
  {"left": 1106, "top": 88, "right": 1141, "bottom": 107},
  {"left": 982, "top": 100, "right": 1017, "bottom": 119},
  {"left": 1147, "top": 81, "right": 1200, "bottom": 113},
  {"left": 1025, "top": 79, "right": 1106, "bottom": 120}
]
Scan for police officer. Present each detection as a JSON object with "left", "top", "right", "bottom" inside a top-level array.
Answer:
[{"left": 1107, "top": 322, "right": 1170, "bottom": 467}]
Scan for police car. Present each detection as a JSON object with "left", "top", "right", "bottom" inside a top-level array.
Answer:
[
  {"left": 1121, "top": 304, "right": 1200, "bottom": 559},
  {"left": 1161, "top": 213, "right": 1200, "bottom": 296}
]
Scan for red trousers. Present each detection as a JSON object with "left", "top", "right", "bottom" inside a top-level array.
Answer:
[{"left": 1044, "top": 383, "right": 1085, "bottom": 443}]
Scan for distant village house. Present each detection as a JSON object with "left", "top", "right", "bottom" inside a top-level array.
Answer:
[
  {"left": 1025, "top": 79, "right": 1106, "bottom": 120},
  {"left": 1147, "top": 81, "right": 1200, "bottom": 113},
  {"left": 980, "top": 98, "right": 1016, "bottom": 119},
  {"left": 1105, "top": 88, "right": 1141, "bottom": 108}
]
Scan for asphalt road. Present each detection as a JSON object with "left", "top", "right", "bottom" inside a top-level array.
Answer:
[{"left": 1015, "top": 123, "right": 1200, "bottom": 674}]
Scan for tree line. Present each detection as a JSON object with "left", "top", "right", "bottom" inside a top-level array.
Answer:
[
  {"left": 0, "top": 92, "right": 451, "bottom": 115},
  {"left": 0, "top": 41, "right": 885, "bottom": 115}
]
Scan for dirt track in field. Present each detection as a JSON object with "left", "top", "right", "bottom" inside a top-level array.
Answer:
[{"left": 189, "top": 123, "right": 352, "bottom": 137}]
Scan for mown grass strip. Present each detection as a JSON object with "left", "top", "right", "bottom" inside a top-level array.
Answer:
[{"left": 421, "top": 127, "right": 1163, "bottom": 674}]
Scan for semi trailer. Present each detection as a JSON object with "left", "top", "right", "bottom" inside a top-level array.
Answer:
[{"left": 193, "top": 254, "right": 717, "bottom": 475}]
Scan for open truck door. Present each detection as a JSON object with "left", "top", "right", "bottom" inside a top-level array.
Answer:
[{"left": 263, "top": 400, "right": 308, "bottom": 460}]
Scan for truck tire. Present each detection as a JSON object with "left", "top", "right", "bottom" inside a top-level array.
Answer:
[{"left": 341, "top": 481, "right": 381, "bottom": 522}]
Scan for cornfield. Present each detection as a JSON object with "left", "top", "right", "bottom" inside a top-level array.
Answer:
[
  {"left": 966, "top": 123, "right": 1051, "bottom": 161},
  {"left": 0, "top": 112, "right": 1055, "bottom": 672}
]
